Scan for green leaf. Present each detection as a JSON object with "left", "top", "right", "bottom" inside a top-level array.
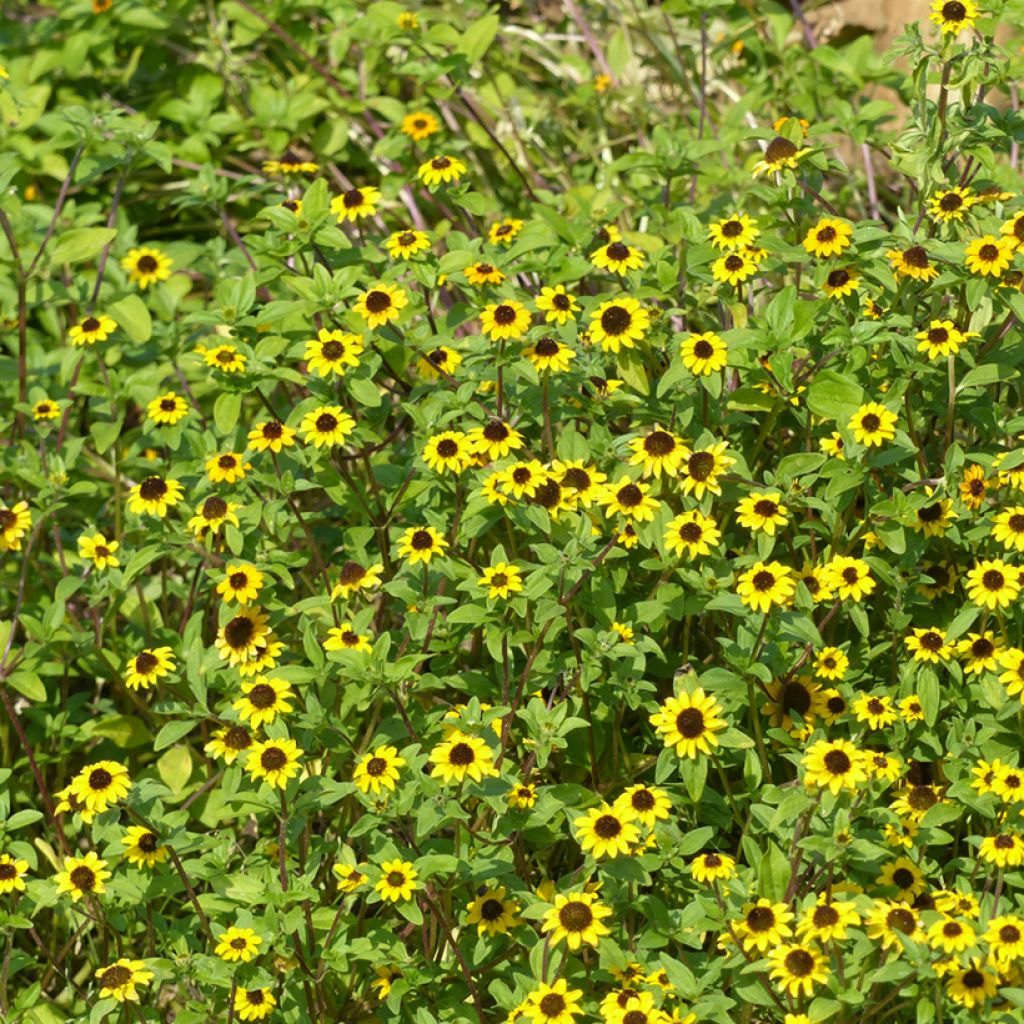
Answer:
[
  {"left": 49, "top": 227, "right": 117, "bottom": 265},
  {"left": 157, "top": 746, "right": 193, "bottom": 795},
  {"left": 107, "top": 294, "right": 152, "bottom": 342},
  {"left": 8, "top": 670, "right": 46, "bottom": 702},
  {"left": 806, "top": 370, "right": 864, "bottom": 421},
  {"left": 456, "top": 12, "right": 500, "bottom": 64},
  {"left": 214, "top": 392, "right": 242, "bottom": 435},
  {"left": 90, "top": 419, "right": 124, "bottom": 455},
  {"left": 154, "top": 719, "right": 197, "bottom": 751},
  {"left": 757, "top": 840, "right": 791, "bottom": 902}
]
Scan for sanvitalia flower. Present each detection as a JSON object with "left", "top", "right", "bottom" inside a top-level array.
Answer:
[
  {"left": 121, "top": 247, "right": 173, "bottom": 289},
  {"left": 915, "top": 319, "right": 975, "bottom": 359},
  {"left": 480, "top": 300, "right": 531, "bottom": 341},
  {"left": 333, "top": 861, "right": 368, "bottom": 893},
  {"left": 68, "top": 313, "right": 117, "bottom": 347},
  {"left": 417, "top": 154, "right": 467, "bottom": 186},
  {"left": 985, "top": 915, "right": 1024, "bottom": 966},
  {"left": 479, "top": 561, "right": 524, "bottom": 599},
  {"left": 0, "top": 501, "right": 31, "bottom": 552},
  {"left": 679, "top": 331, "right": 727, "bottom": 375},
  {"left": 300, "top": 405, "right": 355, "bottom": 448},
  {"left": 964, "top": 234, "right": 1015, "bottom": 276},
  {"left": 877, "top": 857, "right": 926, "bottom": 899},
  {"left": 910, "top": 491, "right": 957, "bottom": 536},
  {"left": 429, "top": 730, "right": 497, "bottom": 784},
  {"left": 397, "top": 525, "right": 447, "bottom": 564},
  {"left": 823, "top": 267, "right": 859, "bottom": 298},
  {"left": 304, "top": 328, "right": 364, "bottom": 377},
  {"left": 215, "top": 926, "right": 263, "bottom": 962},
  {"left": 205, "top": 725, "right": 253, "bottom": 765},
  {"left": 708, "top": 213, "right": 759, "bottom": 250},
  {"left": 526, "top": 978, "right": 584, "bottom": 1024},
  {"left": 353, "top": 745, "right": 406, "bottom": 795},
  {"left": 422, "top": 430, "right": 473, "bottom": 474},
  {"left": 803, "top": 218, "right": 853, "bottom": 258},
  {"left": 752, "top": 136, "right": 808, "bottom": 177},
  {"left": 525, "top": 336, "right": 575, "bottom": 372},
  {"left": 331, "top": 560, "right": 384, "bottom": 601},
  {"left": 866, "top": 900, "right": 919, "bottom": 949},
  {"left": 247, "top": 419, "right": 295, "bottom": 455},
  {"left": 466, "top": 886, "right": 521, "bottom": 935},
  {"left": 628, "top": 428, "right": 684, "bottom": 478},
  {"left": 946, "top": 961, "right": 998, "bottom": 1009},
  {"left": 55, "top": 852, "right": 111, "bottom": 901},
  {"left": 78, "top": 532, "right": 119, "bottom": 570},
  {"left": 664, "top": 510, "right": 720, "bottom": 559},
  {"left": 736, "top": 561, "right": 795, "bottom": 612},
  {"left": 32, "top": 398, "right": 60, "bottom": 421},
  {"left": 678, "top": 441, "right": 734, "bottom": 498},
  {"left": 216, "top": 608, "right": 271, "bottom": 667},
  {"left": 384, "top": 229, "right": 430, "bottom": 261},
  {"left": 966, "top": 558, "right": 1020, "bottom": 609},
  {"left": 851, "top": 693, "right": 897, "bottom": 730},
  {"left": 147, "top": 392, "right": 189, "bottom": 425},
  {"left": 197, "top": 343, "right": 247, "bottom": 373},
  {"left": 803, "top": 739, "right": 869, "bottom": 794},
  {"left": 401, "top": 111, "right": 440, "bottom": 140},
  {"left": 70, "top": 760, "right": 132, "bottom": 813},
  {"left": 992, "top": 507, "right": 1024, "bottom": 551},
  {"left": 94, "top": 959, "right": 153, "bottom": 1002},
  {"left": 905, "top": 627, "right": 952, "bottom": 663},
  {"left": 711, "top": 250, "right": 757, "bottom": 286},
  {"left": 376, "top": 859, "right": 418, "bottom": 902},
  {"left": 465, "top": 261, "right": 505, "bottom": 286},
  {"left": 591, "top": 241, "right": 645, "bottom": 275},
  {"left": 121, "top": 825, "right": 168, "bottom": 869},
  {"left": 736, "top": 491, "right": 789, "bottom": 536},
  {"left": 649, "top": 688, "right": 727, "bottom": 758},
  {"left": 813, "top": 647, "right": 848, "bottom": 680},
  {"left": 419, "top": 345, "right": 462, "bottom": 379},
  {"left": 797, "top": 895, "right": 861, "bottom": 943},
  {"left": 928, "top": 185, "right": 974, "bottom": 222},
  {"left": 262, "top": 150, "right": 318, "bottom": 175},
  {"left": 826, "top": 555, "right": 875, "bottom": 601},
  {"left": 235, "top": 988, "right": 277, "bottom": 1021},
  {"left": 601, "top": 477, "right": 661, "bottom": 521},
  {"left": 928, "top": 0, "right": 978, "bottom": 33},
  {"left": 188, "top": 495, "right": 240, "bottom": 539},
  {"left": 489, "top": 218, "right": 524, "bottom": 246},
  {"left": 206, "top": 452, "right": 251, "bottom": 485},
  {"left": 768, "top": 943, "right": 829, "bottom": 998},
  {"left": 507, "top": 781, "right": 538, "bottom": 809},
  {"left": 574, "top": 804, "right": 640, "bottom": 859},
  {"left": 849, "top": 402, "right": 897, "bottom": 446},
  {"left": 0, "top": 853, "right": 29, "bottom": 894},
  {"left": 735, "top": 899, "right": 794, "bottom": 952},
  {"left": 353, "top": 283, "right": 407, "bottom": 328},
  {"left": 128, "top": 475, "right": 184, "bottom": 517},
  {"left": 535, "top": 285, "right": 579, "bottom": 325},
  {"left": 887, "top": 244, "right": 938, "bottom": 281},
  {"left": 588, "top": 297, "right": 649, "bottom": 352},
  {"left": 330, "top": 185, "right": 381, "bottom": 222},
  {"left": 541, "top": 892, "right": 612, "bottom": 950},
  {"left": 980, "top": 830, "right": 1024, "bottom": 868},
  {"left": 998, "top": 647, "right": 1024, "bottom": 697},
  {"left": 1000, "top": 212, "right": 1024, "bottom": 250},
  {"left": 247, "top": 737, "right": 302, "bottom": 789},
  {"left": 690, "top": 851, "right": 736, "bottom": 884},
  {"left": 124, "top": 646, "right": 175, "bottom": 690},
  {"left": 324, "top": 623, "right": 372, "bottom": 653},
  {"left": 233, "top": 676, "right": 294, "bottom": 728},
  {"left": 466, "top": 419, "right": 524, "bottom": 461},
  {"left": 614, "top": 784, "right": 671, "bottom": 828}
]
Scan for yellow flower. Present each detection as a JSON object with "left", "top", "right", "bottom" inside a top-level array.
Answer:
[
  {"left": 479, "top": 561, "right": 524, "bottom": 599},
  {"left": 353, "top": 745, "right": 406, "bottom": 795},
  {"left": 215, "top": 926, "right": 263, "bottom": 962},
  {"left": 385, "top": 229, "right": 431, "bottom": 259},
  {"left": 233, "top": 676, "right": 294, "bottom": 728},
  {"left": 602, "top": 476, "right": 661, "bottom": 521},
  {"left": 735, "top": 899, "right": 795, "bottom": 952},
  {"left": 929, "top": 186, "right": 974, "bottom": 222},
  {"left": 679, "top": 331, "right": 727, "bottom": 375},
  {"left": 535, "top": 284, "right": 579, "bottom": 324},
  {"left": 736, "top": 560, "right": 795, "bottom": 612},
  {"left": 588, "top": 297, "right": 649, "bottom": 352},
  {"left": 691, "top": 851, "right": 736, "bottom": 883},
  {"left": 573, "top": 804, "right": 640, "bottom": 859},
  {"left": 524, "top": 335, "right": 576, "bottom": 373},
  {"left": 32, "top": 398, "right": 60, "bottom": 421},
  {"left": 121, "top": 247, "right": 173, "bottom": 289},
  {"left": 429, "top": 731, "right": 497, "bottom": 784},
  {"left": 735, "top": 491, "right": 788, "bottom": 536},
  {"left": 94, "top": 959, "right": 154, "bottom": 1002},
  {"left": 0, "top": 501, "right": 31, "bottom": 551},
  {"left": 465, "top": 261, "right": 505, "bottom": 286},
  {"left": 0, "top": 853, "right": 29, "bottom": 894},
  {"left": 68, "top": 314, "right": 117, "bottom": 347},
  {"left": 489, "top": 218, "right": 524, "bottom": 245},
  {"left": 802, "top": 218, "right": 853, "bottom": 258},
  {"left": 304, "top": 328, "right": 364, "bottom": 377},
  {"left": 752, "top": 136, "right": 808, "bottom": 177},
  {"left": 246, "top": 738, "right": 302, "bottom": 789},
  {"left": 147, "top": 392, "right": 189, "bottom": 425},
  {"left": 664, "top": 510, "right": 721, "bottom": 559},
  {"left": 966, "top": 558, "right": 1020, "bottom": 609},
  {"left": 767, "top": 943, "right": 829, "bottom": 998},
  {"left": 929, "top": 0, "right": 979, "bottom": 34},
  {"left": 527, "top": 978, "right": 584, "bottom": 1024},
  {"left": 55, "top": 851, "right": 111, "bottom": 901},
  {"left": 711, "top": 250, "right": 757, "bottom": 285},
  {"left": 324, "top": 622, "right": 372, "bottom": 653},
  {"left": 541, "top": 892, "right": 612, "bottom": 950},
  {"left": 376, "top": 859, "right": 418, "bottom": 902},
  {"left": 397, "top": 525, "right": 448, "bottom": 564},
  {"left": 197, "top": 343, "right": 247, "bottom": 373},
  {"left": 849, "top": 402, "right": 897, "bottom": 446},
  {"left": 234, "top": 988, "right": 276, "bottom": 1021},
  {"left": 206, "top": 451, "right": 251, "bottom": 485},
  {"left": 481, "top": 300, "right": 532, "bottom": 341},
  {"left": 649, "top": 688, "right": 727, "bottom": 758},
  {"left": 77, "top": 532, "right": 119, "bottom": 570},
  {"left": 823, "top": 267, "right": 859, "bottom": 298},
  {"left": 331, "top": 560, "right": 384, "bottom": 601},
  {"left": 262, "top": 150, "right": 318, "bottom": 175},
  {"left": 886, "top": 244, "right": 938, "bottom": 281},
  {"left": 964, "top": 234, "right": 1015, "bottom": 277},
  {"left": 353, "top": 282, "right": 408, "bottom": 328},
  {"left": 802, "top": 739, "right": 869, "bottom": 794},
  {"left": 330, "top": 185, "right": 381, "bottom": 223},
  {"left": 300, "top": 405, "right": 356, "bottom": 448},
  {"left": 915, "top": 319, "right": 975, "bottom": 359},
  {"left": 418, "top": 154, "right": 467, "bottom": 187},
  {"left": 708, "top": 213, "right": 759, "bottom": 250},
  {"left": 128, "top": 475, "right": 184, "bottom": 517},
  {"left": 248, "top": 419, "right": 296, "bottom": 454},
  {"left": 466, "top": 886, "right": 521, "bottom": 935},
  {"left": 591, "top": 241, "right": 646, "bottom": 275},
  {"left": 401, "top": 111, "right": 440, "bottom": 140}
]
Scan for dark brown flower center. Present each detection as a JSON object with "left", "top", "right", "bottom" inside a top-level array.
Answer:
[
  {"left": 607, "top": 242, "right": 630, "bottom": 260},
  {"left": 892, "top": 868, "right": 915, "bottom": 889},
  {"left": 552, "top": 293, "right": 570, "bottom": 309},
  {"left": 678, "top": 521, "right": 703, "bottom": 543},
  {"left": 979, "top": 244, "right": 1000, "bottom": 262},
  {"left": 0, "top": 863, "right": 16, "bottom": 880},
  {"left": 364, "top": 290, "right": 391, "bottom": 313},
  {"left": 436, "top": 439, "right": 458, "bottom": 458},
  {"left": 782, "top": 681, "right": 812, "bottom": 715},
  {"left": 448, "top": 742, "right": 475, "bottom": 766},
  {"left": 724, "top": 254, "right": 744, "bottom": 271},
  {"left": 753, "top": 570, "right": 777, "bottom": 592},
  {"left": 827, "top": 269, "right": 850, "bottom": 287},
  {"left": 260, "top": 746, "right": 287, "bottom": 771},
  {"left": 972, "top": 638, "right": 994, "bottom": 658},
  {"left": 920, "top": 631, "right": 944, "bottom": 651},
  {"left": 342, "top": 189, "right": 365, "bottom": 208},
  {"left": 746, "top": 906, "right": 775, "bottom": 932},
  {"left": 753, "top": 499, "right": 779, "bottom": 517},
  {"left": 721, "top": 220, "right": 743, "bottom": 237},
  {"left": 1000, "top": 924, "right": 1021, "bottom": 942},
  {"left": 70, "top": 866, "right": 96, "bottom": 891},
  {"left": 203, "top": 496, "right": 228, "bottom": 519},
  {"left": 410, "top": 529, "right": 433, "bottom": 550},
  {"left": 338, "top": 561, "right": 366, "bottom": 584},
  {"left": 539, "top": 994, "right": 566, "bottom": 1017},
  {"left": 137, "top": 255, "right": 158, "bottom": 273},
  {"left": 918, "top": 503, "right": 942, "bottom": 522},
  {"left": 535, "top": 337, "right": 560, "bottom": 356},
  {"left": 888, "top": 908, "right": 915, "bottom": 933},
  {"left": 483, "top": 420, "right": 509, "bottom": 441},
  {"left": 693, "top": 339, "right": 714, "bottom": 358},
  {"left": 493, "top": 304, "right": 516, "bottom": 325},
  {"left": 137, "top": 832, "right": 158, "bottom": 852},
  {"left": 824, "top": 749, "right": 852, "bottom": 774},
  {"left": 558, "top": 900, "right": 593, "bottom": 931},
  {"left": 982, "top": 569, "right": 1005, "bottom": 590},
  {"left": 593, "top": 814, "right": 622, "bottom": 839},
  {"left": 99, "top": 965, "right": 132, "bottom": 989},
  {"left": 908, "top": 786, "right": 938, "bottom": 811},
  {"left": 160, "top": 397, "right": 177, "bottom": 411},
  {"left": 480, "top": 898, "right": 504, "bottom": 920},
  {"left": 813, "top": 905, "right": 839, "bottom": 927},
  {"left": 224, "top": 616, "right": 256, "bottom": 647},
  {"left": 784, "top": 949, "right": 815, "bottom": 976},
  {"left": 218, "top": 455, "right": 237, "bottom": 469},
  {"left": 248, "top": 683, "right": 276, "bottom": 709},
  {"left": 600, "top": 305, "right": 631, "bottom": 334},
  {"left": 939, "top": 192, "right": 963, "bottom": 211},
  {"left": 89, "top": 768, "right": 113, "bottom": 790},
  {"left": 765, "top": 136, "right": 797, "bottom": 163},
  {"left": 321, "top": 340, "right": 345, "bottom": 360},
  {"left": 431, "top": 156, "right": 451, "bottom": 170},
  {"left": 816, "top": 226, "right": 836, "bottom": 242},
  {"left": 365, "top": 756, "right": 387, "bottom": 776},
  {"left": 903, "top": 246, "right": 929, "bottom": 269},
  {"left": 688, "top": 451, "right": 715, "bottom": 480},
  {"left": 315, "top": 413, "right": 338, "bottom": 432},
  {"left": 616, "top": 484, "right": 642, "bottom": 507},
  {"left": 562, "top": 467, "right": 590, "bottom": 491},
  {"left": 139, "top": 477, "right": 168, "bottom": 501},
  {"left": 225, "top": 726, "right": 251, "bottom": 750},
  {"left": 675, "top": 708, "right": 706, "bottom": 738},
  {"left": 644, "top": 431, "right": 675, "bottom": 456}
]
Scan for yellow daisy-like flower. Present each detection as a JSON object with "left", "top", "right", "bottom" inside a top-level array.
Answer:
[
  {"left": 524, "top": 335, "right": 576, "bottom": 373},
  {"left": 479, "top": 561, "right": 524, "bottom": 599},
  {"left": 752, "top": 136, "right": 809, "bottom": 177},
  {"left": 649, "top": 688, "right": 727, "bottom": 758},
  {"left": 480, "top": 300, "right": 532, "bottom": 341},
  {"left": 188, "top": 495, "right": 240, "bottom": 539},
  {"left": 929, "top": 0, "right": 979, "bottom": 34},
  {"left": 489, "top": 218, "right": 524, "bottom": 246},
  {"left": 507, "top": 781, "right": 538, "bottom": 809},
  {"left": 0, "top": 853, "right": 29, "bottom": 894},
  {"left": 736, "top": 560, "right": 795, "bottom": 613},
  {"left": 234, "top": 988, "right": 277, "bottom": 1022},
  {"left": 385, "top": 228, "right": 431, "bottom": 260},
  {"left": 910, "top": 491, "right": 957, "bottom": 537},
  {"left": 1000, "top": 212, "right": 1024, "bottom": 250},
  {"left": 121, "top": 825, "right": 169, "bottom": 869},
  {"left": 397, "top": 525, "right": 448, "bottom": 564},
  {"left": 541, "top": 892, "right": 612, "bottom": 950},
  {"left": 330, "top": 185, "right": 381, "bottom": 223},
  {"left": 247, "top": 737, "right": 302, "bottom": 789},
  {"left": 68, "top": 313, "right": 117, "bottom": 347},
  {"left": 205, "top": 725, "right": 253, "bottom": 765},
  {"left": 215, "top": 925, "right": 263, "bottom": 962},
  {"left": 248, "top": 419, "right": 296, "bottom": 454},
  {"left": 664, "top": 509, "right": 721, "bottom": 559},
  {"left": 197, "top": 343, "right": 247, "bottom": 373},
  {"left": 797, "top": 895, "right": 861, "bottom": 944},
  {"left": 121, "top": 247, "right": 173, "bottom": 289},
  {"left": 353, "top": 745, "right": 406, "bottom": 795},
  {"left": 826, "top": 555, "right": 875, "bottom": 601},
  {"left": 527, "top": 979, "right": 584, "bottom": 1024},
  {"left": 217, "top": 564, "right": 263, "bottom": 605},
  {"left": 848, "top": 402, "right": 897, "bottom": 446},
  {"left": 332, "top": 861, "right": 368, "bottom": 893},
  {"left": 464, "top": 261, "right": 505, "bottom": 286},
  {"left": 206, "top": 451, "right": 251, "bottom": 485},
  {"left": 929, "top": 186, "right": 974, "bottom": 222},
  {"left": 353, "top": 282, "right": 408, "bottom": 328},
  {"left": 588, "top": 297, "right": 649, "bottom": 352},
  {"left": 331, "top": 560, "right": 384, "bottom": 601},
  {"left": 128, "top": 475, "right": 184, "bottom": 517},
  {"left": 300, "top": 405, "right": 356, "bottom": 448},
  {"left": 813, "top": 647, "right": 848, "bottom": 680},
  {"left": 602, "top": 476, "right": 661, "bottom": 521},
  {"left": 422, "top": 430, "right": 474, "bottom": 474},
  {"left": 980, "top": 830, "right": 1024, "bottom": 868},
  {"left": 417, "top": 154, "right": 467, "bottom": 187},
  {"left": 964, "top": 234, "right": 1015, "bottom": 277},
  {"left": 591, "top": 240, "right": 646, "bottom": 275},
  {"left": 320, "top": 617, "right": 372, "bottom": 653},
  {"left": 429, "top": 730, "right": 497, "bottom": 784},
  {"left": 823, "top": 267, "right": 860, "bottom": 298},
  {"left": 233, "top": 676, "right": 294, "bottom": 728},
  {"left": 614, "top": 783, "right": 671, "bottom": 827},
  {"left": 401, "top": 111, "right": 440, "bottom": 141},
  {"left": 679, "top": 331, "right": 728, "bottom": 375},
  {"left": 535, "top": 285, "right": 579, "bottom": 325},
  {"left": 376, "top": 859, "right": 418, "bottom": 902},
  {"left": 851, "top": 692, "right": 897, "bottom": 730},
  {"left": 768, "top": 943, "right": 829, "bottom": 998},
  {"left": 735, "top": 899, "right": 795, "bottom": 952},
  {"left": 992, "top": 507, "right": 1024, "bottom": 551},
  {"left": 55, "top": 851, "right": 111, "bottom": 902},
  {"left": 573, "top": 804, "right": 640, "bottom": 859},
  {"left": 124, "top": 646, "right": 175, "bottom": 690},
  {"left": 711, "top": 250, "right": 757, "bottom": 286},
  {"left": 915, "top": 319, "right": 975, "bottom": 359},
  {"left": 905, "top": 627, "right": 952, "bottom": 663},
  {"left": 262, "top": 150, "right": 318, "bottom": 175},
  {"left": 628, "top": 428, "right": 684, "bottom": 478},
  {"left": 94, "top": 959, "right": 154, "bottom": 1003},
  {"left": 32, "top": 397, "right": 60, "bottom": 421},
  {"left": 146, "top": 392, "right": 189, "bottom": 425},
  {"left": 707, "top": 213, "right": 759, "bottom": 250},
  {"left": 802, "top": 218, "right": 853, "bottom": 258},
  {"left": 77, "top": 532, "right": 119, "bottom": 570},
  {"left": 215, "top": 607, "right": 271, "bottom": 667},
  {"left": 802, "top": 739, "right": 869, "bottom": 794},
  {"left": 966, "top": 558, "right": 1020, "bottom": 609},
  {"left": 690, "top": 851, "right": 736, "bottom": 884},
  {"left": 886, "top": 244, "right": 939, "bottom": 282},
  {"left": 0, "top": 501, "right": 31, "bottom": 551},
  {"left": 70, "top": 760, "right": 132, "bottom": 813},
  {"left": 304, "top": 328, "right": 364, "bottom": 377},
  {"left": 735, "top": 491, "right": 789, "bottom": 536},
  {"left": 466, "top": 886, "right": 521, "bottom": 936}
]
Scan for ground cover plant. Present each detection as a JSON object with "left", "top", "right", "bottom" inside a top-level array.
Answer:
[{"left": 3, "top": 1, "right": 1024, "bottom": 1022}]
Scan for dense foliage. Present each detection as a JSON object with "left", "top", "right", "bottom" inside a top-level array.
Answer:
[{"left": 3, "top": 2, "right": 1024, "bottom": 1024}]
